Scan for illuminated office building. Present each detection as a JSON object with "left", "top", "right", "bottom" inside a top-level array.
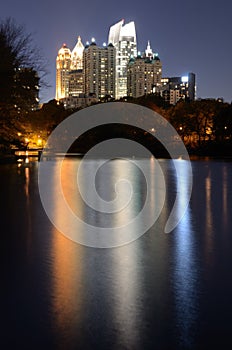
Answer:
[
  {"left": 108, "top": 19, "right": 137, "bottom": 99},
  {"left": 160, "top": 73, "right": 196, "bottom": 104},
  {"left": 55, "top": 43, "right": 71, "bottom": 100},
  {"left": 56, "top": 37, "right": 85, "bottom": 102},
  {"left": 83, "top": 40, "right": 116, "bottom": 100},
  {"left": 68, "top": 69, "right": 84, "bottom": 97},
  {"left": 127, "top": 42, "right": 162, "bottom": 98},
  {"left": 70, "top": 36, "right": 84, "bottom": 70}
]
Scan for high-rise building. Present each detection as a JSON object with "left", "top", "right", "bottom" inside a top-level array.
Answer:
[
  {"left": 83, "top": 40, "right": 116, "bottom": 100},
  {"left": 71, "top": 36, "right": 84, "bottom": 70},
  {"left": 108, "top": 19, "right": 137, "bottom": 99},
  {"left": 127, "top": 42, "right": 162, "bottom": 98},
  {"left": 68, "top": 70, "right": 84, "bottom": 97},
  {"left": 56, "top": 37, "right": 85, "bottom": 101},
  {"left": 160, "top": 73, "right": 196, "bottom": 104},
  {"left": 55, "top": 44, "right": 71, "bottom": 100}
]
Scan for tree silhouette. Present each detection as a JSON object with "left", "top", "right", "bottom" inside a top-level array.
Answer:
[{"left": 0, "top": 18, "right": 47, "bottom": 151}]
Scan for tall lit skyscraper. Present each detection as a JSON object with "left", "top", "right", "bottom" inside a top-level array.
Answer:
[
  {"left": 56, "top": 37, "right": 85, "bottom": 101},
  {"left": 56, "top": 44, "right": 71, "bottom": 100},
  {"left": 127, "top": 42, "right": 162, "bottom": 98},
  {"left": 71, "top": 36, "right": 84, "bottom": 70},
  {"left": 69, "top": 36, "right": 84, "bottom": 97},
  {"left": 68, "top": 70, "right": 84, "bottom": 97},
  {"left": 108, "top": 20, "right": 137, "bottom": 99},
  {"left": 83, "top": 40, "right": 116, "bottom": 100}
]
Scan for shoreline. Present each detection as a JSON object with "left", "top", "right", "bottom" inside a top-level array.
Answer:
[{"left": 1, "top": 152, "right": 232, "bottom": 164}]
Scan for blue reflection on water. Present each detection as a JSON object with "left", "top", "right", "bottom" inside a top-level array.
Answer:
[{"left": 170, "top": 160, "right": 199, "bottom": 347}]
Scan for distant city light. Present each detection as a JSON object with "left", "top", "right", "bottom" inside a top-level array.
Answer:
[
  {"left": 181, "top": 76, "right": 189, "bottom": 83},
  {"left": 91, "top": 37, "right": 95, "bottom": 43}
]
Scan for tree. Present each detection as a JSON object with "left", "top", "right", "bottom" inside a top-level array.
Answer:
[
  {"left": 168, "top": 101, "right": 196, "bottom": 144},
  {"left": 213, "top": 103, "right": 232, "bottom": 141},
  {"left": 0, "top": 17, "right": 47, "bottom": 151}
]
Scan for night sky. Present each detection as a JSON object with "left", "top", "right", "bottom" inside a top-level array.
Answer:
[{"left": 1, "top": 0, "right": 232, "bottom": 103}]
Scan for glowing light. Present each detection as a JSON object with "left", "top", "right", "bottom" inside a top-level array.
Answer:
[
  {"left": 181, "top": 76, "right": 188, "bottom": 83},
  {"left": 120, "top": 21, "right": 136, "bottom": 40},
  {"left": 17, "top": 132, "right": 22, "bottom": 137},
  {"left": 91, "top": 37, "right": 95, "bottom": 43}
]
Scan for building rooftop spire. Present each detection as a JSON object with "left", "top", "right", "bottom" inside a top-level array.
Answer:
[
  {"left": 145, "top": 40, "right": 153, "bottom": 57},
  {"left": 71, "top": 36, "right": 84, "bottom": 70}
]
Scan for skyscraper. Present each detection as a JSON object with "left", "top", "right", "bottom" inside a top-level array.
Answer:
[
  {"left": 56, "top": 37, "right": 85, "bottom": 101},
  {"left": 70, "top": 36, "right": 84, "bottom": 70},
  {"left": 83, "top": 41, "right": 116, "bottom": 100},
  {"left": 127, "top": 42, "right": 162, "bottom": 98},
  {"left": 108, "top": 20, "right": 137, "bottom": 99},
  {"left": 55, "top": 43, "right": 71, "bottom": 100},
  {"left": 69, "top": 36, "right": 85, "bottom": 97}
]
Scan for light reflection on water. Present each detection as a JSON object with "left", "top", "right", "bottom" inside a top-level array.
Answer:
[
  {"left": 171, "top": 160, "right": 198, "bottom": 347},
  {"left": 1, "top": 158, "right": 232, "bottom": 349}
]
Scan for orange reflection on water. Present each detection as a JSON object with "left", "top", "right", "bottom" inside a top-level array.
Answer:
[
  {"left": 51, "top": 159, "right": 84, "bottom": 335},
  {"left": 51, "top": 226, "right": 84, "bottom": 335},
  {"left": 60, "top": 158, "right": 83, "bottom": 218}
]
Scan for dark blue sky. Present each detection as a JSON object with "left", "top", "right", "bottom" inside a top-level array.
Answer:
[{"left": 1, "top": 0, "right": 232, "bottom": 103}]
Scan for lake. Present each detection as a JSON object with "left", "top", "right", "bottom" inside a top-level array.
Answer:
[{"left": 1, "top": 157, "right": 232, "bottom": 349}]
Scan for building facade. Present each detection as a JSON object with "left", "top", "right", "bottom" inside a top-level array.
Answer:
[
  {"left": 70, "top": 36, "right": 84, "bottom": 70},
  {"left": 83, "top": 41, "right": 116, "bottom": 100},
  {"left": 59, "top": 94, "right": 97, "bottom": 109},
  {"left": 160, "top": 73, "right": 196, "bottom": 104},
  {"left": 127, "top": 42, "right": 162, "bottom": 98},
  {"left": 68, "top": 69, "right": 84, "bottom": 97},
  {"left": 56, "top": 37, "right": 85, "bottom": 102},
  {"left": 108, "top": 20, "right": 137, "bottom": 99},
  {"left": 55, "top": 43, "right": 72, "bottom": 100}
]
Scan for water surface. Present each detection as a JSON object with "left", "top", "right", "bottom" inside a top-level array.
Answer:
[{"left": 1, "top": 158, "right": 232, "bottom": 349}]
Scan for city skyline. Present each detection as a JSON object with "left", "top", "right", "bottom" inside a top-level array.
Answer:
[
  {"left": 1, "top": 0, "right": 232, "bottom": 103},
  {"left": 55, "top": 20, "right": 196, "bottom": 107}
]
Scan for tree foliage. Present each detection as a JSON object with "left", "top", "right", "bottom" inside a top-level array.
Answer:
[{"left": 0, "top": 17, "right": 47, "bottom": 151}]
